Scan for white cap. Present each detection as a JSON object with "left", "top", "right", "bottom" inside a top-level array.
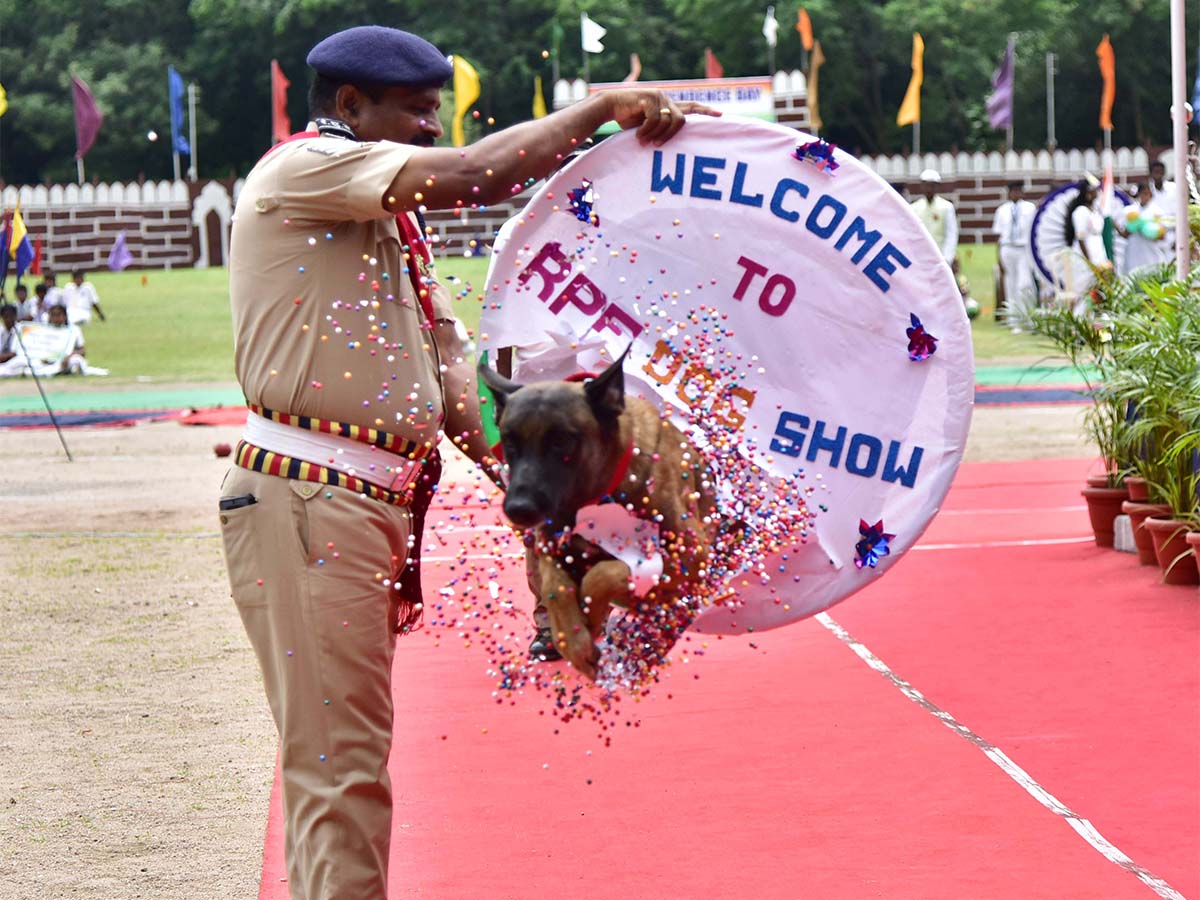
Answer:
[{"left": 919, "top": 169, "right": 942, "bottom": 183}]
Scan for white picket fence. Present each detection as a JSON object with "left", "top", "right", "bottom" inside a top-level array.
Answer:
[{"left": 1, "top": 179, "right": 190, "bottom": 209}]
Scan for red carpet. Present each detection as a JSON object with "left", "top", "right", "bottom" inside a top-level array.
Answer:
[
  {"left": 177, "top": 406, "right": 249, "bottom": 426},
  {"left": 256, "top": 457, "right": 1198, "bottom": 900}
]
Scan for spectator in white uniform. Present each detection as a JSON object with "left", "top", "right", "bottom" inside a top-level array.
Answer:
[
  {"left": 62, "top": 270, "right": 107, "bottom": 326},
  {"left": 0, "top": 304, "right": 18, "bottom": 372},
  {"left": 910, "top": 169, "right": 958, "bottom": 266},
  {"left": 11, "top": 284, "right": 36, "bottom": 321},
  {"left": 992, "top": 181, "right": 1038, "bottom": 331},
  {"left": 1148, "top": 161, "right": 1177, "bottom": 207},
  {"left": 41, "top": 272, "right": 66, "bottom": 316}
]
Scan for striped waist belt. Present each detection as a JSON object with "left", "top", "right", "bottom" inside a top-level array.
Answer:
[{"left": 235, "top": 409, "right": 433, "bottom": 505}]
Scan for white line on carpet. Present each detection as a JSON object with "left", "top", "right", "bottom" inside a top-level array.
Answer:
[{"left": 814, "top": 612, "right": 1187, "bottom": 900}]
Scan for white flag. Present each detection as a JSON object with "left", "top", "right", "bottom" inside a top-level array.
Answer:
[
  {"left": 581, "top": 12, "right": 607, "bottom": 54},
  {"left": 763, "top": 5, "right": 779, "bottom": 48}
]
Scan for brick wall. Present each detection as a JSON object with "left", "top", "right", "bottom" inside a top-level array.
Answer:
[{"left": 0, "top": 179, "right": 207, "bottom": 271}]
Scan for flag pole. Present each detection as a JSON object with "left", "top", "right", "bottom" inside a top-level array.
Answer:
[
  {"left": 11, "top": 326, "right": 74, "bottom": 461},
  {"left": 169, "top": 67, "right": 180, "bottom": 181},
  {"left": 913, "top": 121, "right": 920, "bottom": 156},
  {"left": 1045, "top": 52, "right": 1057, "bottom": 152},
  {"left": 1170, "top": 0, "right": 1190, "bottom": 278},
  {"left": 76, "top": 158, "right": 84, "bottom": 186},
  {"left": 1006, "top": 33, "right": 1017, "bottom": 153},
  {"left": 187, "top": 82, "right": 198, "bottom": 182}
]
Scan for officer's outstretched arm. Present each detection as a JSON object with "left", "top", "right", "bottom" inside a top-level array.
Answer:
[{"left": 385, "top": 90, "right": 719, "bottom": 213}]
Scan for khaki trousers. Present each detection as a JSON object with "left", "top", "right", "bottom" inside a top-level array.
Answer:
[{"left": 219, "top": 466, "right": 413, "bottom": 900}]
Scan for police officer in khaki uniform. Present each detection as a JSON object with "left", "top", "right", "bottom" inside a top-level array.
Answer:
[{"left": 221, "top": 25, "right": 716, "bottom": 899}]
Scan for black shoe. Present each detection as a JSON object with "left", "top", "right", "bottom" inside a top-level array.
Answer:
[{"left": 528, "top": 627, "right": 562, "bottom": 661}]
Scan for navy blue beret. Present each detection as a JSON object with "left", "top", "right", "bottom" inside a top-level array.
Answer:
[{"left": 307, "top": 26, "right": 453, "bottom": 86}]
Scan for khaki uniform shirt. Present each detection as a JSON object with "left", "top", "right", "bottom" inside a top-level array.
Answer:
[{"left": 229, "top": 135, "right": 454, "bottom": 444}]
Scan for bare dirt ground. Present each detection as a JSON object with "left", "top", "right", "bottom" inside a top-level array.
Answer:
[{"left": 0, "top": 392, "right": 1091, "bottom": 899}]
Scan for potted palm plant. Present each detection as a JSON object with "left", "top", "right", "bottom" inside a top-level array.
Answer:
[
  {"left": 1031, "top": 271, "right": 1150, "bottom": 544},
  {"left": 1114, "top": 278, "right": 1200, "bottom": 584}
]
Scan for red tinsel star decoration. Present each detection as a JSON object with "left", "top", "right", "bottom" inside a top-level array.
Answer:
[
  {"left": 855, "top": 518, "right": 896, "bottom": 569},
  {"left": 906, "top": 313, "right": 938, "bottom": 361}
]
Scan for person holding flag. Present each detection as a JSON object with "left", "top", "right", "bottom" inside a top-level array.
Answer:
[{"left": 221, "top": 24, "right": 718, "bottom": 898}]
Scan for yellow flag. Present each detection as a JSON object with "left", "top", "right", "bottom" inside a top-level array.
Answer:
[
  {"left": 896, "top": 32, "right": 924, "bottom": 126},
  {"left": 808, "top": 40, "right": 826, "bottom": 132},
  {"left": 452, "top": 55, "right": 481, "bottom": 147},
  {"left": 0, "top": 82, "right": 8, "bottom": 119},
  {"left": 10, "top": 204, "right": 27, "bottom": 255},
  {"left": 532, "top": 75, "right": 548, "bottom": 119}
]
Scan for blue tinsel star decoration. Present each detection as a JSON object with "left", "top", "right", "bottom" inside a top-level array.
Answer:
[
  {"left": 792, "top": 138, "right": 840, "bottom": 172},
  {"left": 566, "top": 179, "right": 599, "bottom": 226},
  {"left": 855, "top": 518, "right": 896, "bottom": 569},
  {"left": 906, "top": 313, "right": 938, "bottom": 361}
]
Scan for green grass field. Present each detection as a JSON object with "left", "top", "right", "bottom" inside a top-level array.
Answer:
[{"left": 2, "top": 243, "right": 1056, "bottom": 388}]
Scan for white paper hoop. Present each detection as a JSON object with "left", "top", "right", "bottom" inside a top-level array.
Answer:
[{"left": 480, "top": 116, "right": 974, "bottom": 633}]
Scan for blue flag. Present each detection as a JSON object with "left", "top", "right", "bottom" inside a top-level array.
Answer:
[
  {"left": 1192, "top": 41, "right": 1200, "bottom": 112},
  {"left": 10, "top": 206, "right": 33, "bottom": 280},
  {"left": 168, "top": 65, "right": 190, "bottom": 156},
  {"left": 0, "top": 215, "right": 10, "bottom": 290}
]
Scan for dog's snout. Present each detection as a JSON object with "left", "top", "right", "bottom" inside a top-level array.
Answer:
[{"left": 503, "top": 495, "right": 545, "bottom": 528}]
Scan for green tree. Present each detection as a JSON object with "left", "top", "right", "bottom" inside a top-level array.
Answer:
[{"left": 0, "top": 0, "right": 1184, "bottom": 185}]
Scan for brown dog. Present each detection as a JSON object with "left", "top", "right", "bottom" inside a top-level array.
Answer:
[{"left": 479, "top": 350, "right": 719, "bottom": 680}]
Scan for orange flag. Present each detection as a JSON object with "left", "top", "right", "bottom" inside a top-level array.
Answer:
[
  {"left": 797, "top": 8, "right": 814, "bottom": 52},
  {"left": 705, "top": 47, "right": 724, "bottom": 79},
  {"left": 270, "top": 60, "right": 291, "bottom": 143},
  {"left": 1096, "top": 34, "right": 1115, "bottom": 131},
  {"left": 808, "top": 39, "right": 826, "bottom": 131}
]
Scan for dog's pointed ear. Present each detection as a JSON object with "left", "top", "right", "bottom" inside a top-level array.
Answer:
[
  {"left": 478, "top": 363, "right": 521, "bottom": 420},
  {"left": 584, "top": 345, "right": 630, "bottom": 419}
]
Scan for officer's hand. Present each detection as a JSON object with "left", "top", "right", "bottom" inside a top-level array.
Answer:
[{"left": 605, "top": 90, "right": 721, "bottom": 145}]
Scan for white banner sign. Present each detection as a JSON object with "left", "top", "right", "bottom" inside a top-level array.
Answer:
[
  {"left": 481, "top": 117, "right": 973, "bottom": 634},
  {"left": 589, "top": 77, "right": 774, "bottom": 121},
  {"left": 16, "top": 322, "right": 77, "bottom": 364}
]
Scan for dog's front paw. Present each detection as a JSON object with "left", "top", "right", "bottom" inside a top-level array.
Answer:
[{"left": 557, "top": 626, "right": 600, "bottom": 681}]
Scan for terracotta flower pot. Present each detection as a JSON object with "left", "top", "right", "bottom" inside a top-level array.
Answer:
[
  {"left": 1143, "top": 517, "right": 1200, "bottom": 585},
  {"left": 1086, "top": 473, "right": 1118, "bottom": 489},
  {"left": 1187, "top": 533, "right": 1200, "bottom": 589},
  {"left": 1080, "top": 484, "right": 1130, "bottom": 548},
  {"left": 1121, "top": 501, "right": 1173, "bottom": 565},
  {"left": 1125, "top": 476, "right": 1149, "bottom": 502}
]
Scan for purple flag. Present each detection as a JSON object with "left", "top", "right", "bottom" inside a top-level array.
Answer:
[
  {"left": 108, "top": 230, "right": 133, "bottom": 271},
  {"left": 986, "top": 38, "right": 1015, "bottom": 131},
  {"left": 72, "top": 75, "right": 104, "bottom": 160}
]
